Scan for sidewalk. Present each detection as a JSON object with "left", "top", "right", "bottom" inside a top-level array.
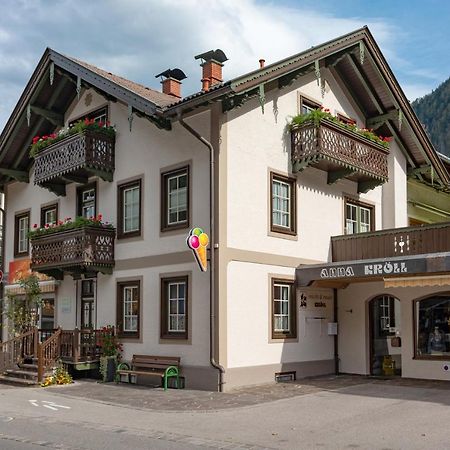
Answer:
[{"left": 45, "top": 374, "right": 450, "bottom": 412}]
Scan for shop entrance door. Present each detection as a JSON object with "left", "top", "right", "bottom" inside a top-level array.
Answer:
[{"left": 369, "top": 295, "right": 401, "bottom": 376}]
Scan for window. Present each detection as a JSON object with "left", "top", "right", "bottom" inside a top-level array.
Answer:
[
  {"left": 69, "top": 107, "right": 108, "bottom": 126},
  {"left": 345, "top": 198, "right": 373, "bottom": 234},
  {"left": 77, "top": 183, "right": 97, "bottom": 219},
  {"left": 415, "top": 294, "right": 450, "bottom": 358},
  {"left": 40, "top": 204, "right": 58, "bottom": 227},
  {"left": 161, "top": 167, "right": 189, "bottom": 231},
  {"left": 271, "top": 279, "right": 296, "bottom": 339},
  {"left": 337, "top": 113, "right": 356, "bottom": 126},
  {"left": 300, "top": 96, "right": 321, "bottom": 114},
  {"left": 270, "top": 172, "right": 296, "bottom": 235},
  {"left": 378, "top": 295, "right": 396, "bottom": 336},
  {"left": 161, "top": 276, "right": 188, "bottom": 340},
  {"left": 116, "top": 281, "right": 140, "bottom": 338},
  {"left": 117, "top": 179, "right": 141, "bottom": 238},
  {"left": 15, "top": 212, "right": 30, "bottom": 256}
]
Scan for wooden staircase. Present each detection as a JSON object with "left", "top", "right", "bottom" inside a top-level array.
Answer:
[{"left": 0, "top": 328, "right": 61, "bottom": 386}]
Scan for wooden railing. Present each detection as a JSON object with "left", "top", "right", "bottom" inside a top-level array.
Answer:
[
  {"left": 34, "top": 130, "right": 115, "bottom": 187},
  {"left": 0, "top": 328, "right": 38, "bottom": 372},
  {"left": 332, "top": 221, "right": 450, "bottom": 262},
  {"left": 30, "top": 226, "right": 115, "bottom": 277},
  {"left": 60, "top": 329, "right": 104, "bottom": 363},
  {"left": 37, "top": 328, "right": 62, "bottom": 381},
  {"left": 291, "top": 119, "right": 389, "bottom": 183}
]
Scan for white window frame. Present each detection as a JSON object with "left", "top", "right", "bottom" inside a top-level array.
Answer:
[
  {"left": 81, "top": 188, "right": 96, "bottom": 219},
  {"left": 167, "top": 171, "right": 188, "bottom": 226},
  {"left": 44, "top": 208, "right": 57, "bottom": 226},
  {"left": 168, "top": 281, "right": 186, "bottom": 333},
  {"left": 18, "top": 215, "right": 29, "bottom": 254},
  {"left": 345, "top": 201, "right": 372, "bottom": 234},
  {"left": 123, "top": 285, "right": 139, "bottom": 333},
  {"left": 272, "top": 179, "right": 291, "bottom": 229},
  {"left": 273, "top": 283, "right": 291, "bottom": 333},
  {"left": 123, "top": 185, "right": 140, "bottom": 233}
]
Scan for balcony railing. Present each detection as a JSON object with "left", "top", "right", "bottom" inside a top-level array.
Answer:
[
  {"left": 30, "top": 225, "right": 115, "bottom": 278},
  {"left": 33, "top": 130, "right": 115, "bottom": 195},
  {"left": 291, "top": 119, "right": 389, "bottom": 193},
  {"left": 332, "top": 221, "right": 450, "bottom": 262}
]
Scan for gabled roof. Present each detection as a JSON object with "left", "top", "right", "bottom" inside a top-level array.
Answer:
[{"left": 0, "top": 27, "right": 449, "bottom": 191}]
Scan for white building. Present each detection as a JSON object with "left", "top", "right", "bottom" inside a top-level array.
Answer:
[{"left": 0, "top": 27, "right": 449, "bottom": 390}]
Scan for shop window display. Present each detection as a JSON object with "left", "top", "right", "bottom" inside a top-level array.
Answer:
[{"left": 416, "top": 294, "right": 450, "bottom": 357}]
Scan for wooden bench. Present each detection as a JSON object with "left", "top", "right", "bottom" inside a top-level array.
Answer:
[{"left": 116, "top": 355, "right": 181, "bottom": 390}]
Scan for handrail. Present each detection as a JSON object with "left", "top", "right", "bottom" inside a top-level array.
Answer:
[
  {"left": 0, "top": 328, "right": 38, "bottom": 372},
  {"left": 37, "top": 328, "right": 62, "bottom": 382}
]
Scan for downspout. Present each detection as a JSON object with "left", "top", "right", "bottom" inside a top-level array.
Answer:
[
  {"left": 177, "top": 112, "right": 225, "bottom": 392},
  {"left": 333, "top": 288, "right": 339, "bottom": 375}
]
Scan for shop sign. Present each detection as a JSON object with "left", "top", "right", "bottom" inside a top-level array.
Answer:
[
  {"left": 186, "top": 227, "right": 209, "bottom": 272},
  {"left": 364, "top": 261, "right": 407, "bottom": 275},
  {"left": 319, "top": 260, "right": 408, "bottom": 280}
]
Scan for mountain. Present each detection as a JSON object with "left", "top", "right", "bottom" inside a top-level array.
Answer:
[{"left": 411, "top": 78, "right": 450, "bottom": 157}]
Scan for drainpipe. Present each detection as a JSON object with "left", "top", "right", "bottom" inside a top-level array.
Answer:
[
  {"left": 333, "top": 288, "right": 339, "bottom": 375},
  {"left": 0, "top": 206, "right": 5, "bottom": 342},
  {"left": 177, "top": 112, "right": 225, "bottom": 392}
]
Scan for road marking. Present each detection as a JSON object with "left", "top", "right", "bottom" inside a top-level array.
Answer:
[{"left": 28, "top": 400, "right": 71, "bottom": 411}]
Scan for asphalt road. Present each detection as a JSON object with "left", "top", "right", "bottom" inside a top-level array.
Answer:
[{"left": 0, "top": 379, "right": 449, "bottom": 449}]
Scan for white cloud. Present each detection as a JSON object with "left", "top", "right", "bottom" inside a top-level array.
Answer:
[{"left": 0, "top": 0, "right": 428, "bottom": 130}]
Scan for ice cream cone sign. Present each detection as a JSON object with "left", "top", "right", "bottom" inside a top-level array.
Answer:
[{"left": 187, "top": 227, "right": 209, "bottom": 272}]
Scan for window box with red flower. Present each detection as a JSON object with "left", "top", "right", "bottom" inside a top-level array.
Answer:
[
  {"left": 31, "top": 119, "right": 116, "bottom": 196},
  {"left": 29, "top": 215, "right": 115, "bottom": 279},
  {"left": 289, "top": 108, "right": 390, "bottom": 192}
]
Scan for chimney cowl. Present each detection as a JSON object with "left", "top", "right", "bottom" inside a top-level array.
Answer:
[
  {"left": 155, "top": 68, "right": 186, "bottom": 98},
  {"left": 259, "top": 58, "right": 265, "bottom": 68},
  {"left": 195, "top": 49, "right": 228, "bottom": 88}
]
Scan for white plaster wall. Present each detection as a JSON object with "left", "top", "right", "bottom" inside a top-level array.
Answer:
[
  {"left": 338, "top": 281, "right": 450, "bottom": 381},
  {"left": 3, "top": 89, "right": 212, "bottom": 367},
  {"left": 227, "top": 261, "right": 334, "bottom": 368},
  {"left": 225, "top": 70, "right": 389, "bottom": 263},
  {"left": 382, "top": 143, "right": 408, "bottom": 228}
]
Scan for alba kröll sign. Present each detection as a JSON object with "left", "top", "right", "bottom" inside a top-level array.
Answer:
[{"left": 187, "top": 227, "right": 209, "bottom": 272}]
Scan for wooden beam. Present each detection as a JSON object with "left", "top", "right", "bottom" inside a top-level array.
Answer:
[
  {"left": 30, "top": 105, "right": 64, "bottom": 126},
  {"left": 13, "top": 78, "right": 70, "bottom": 172},
  {"left": 346, "top": 54, "right": 384, "bottom": 114},
  {"left": 408, "top": 165, "right": 432, "bottom": 176},
  {"left": 41, "top": 182, "right": 66, "bottom": 196},
  {"left": 358, "top": 179, "right": 384, "bottom": 193},
  {"left": 0, "top": 168, "right": 29, "bottom": 182},
  {"left": 327, "top": 168, "right": 356, "bottom": 184},
  {"left": 61, "top": 174, "right": 89, "bottom": 184},
  {"left": 367, "top": 109, "right": 399, "bottom": 129}
]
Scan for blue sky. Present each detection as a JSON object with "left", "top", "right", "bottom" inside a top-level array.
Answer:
[{"left": 0, "top": 0, "right": 448, "bottom": 131}]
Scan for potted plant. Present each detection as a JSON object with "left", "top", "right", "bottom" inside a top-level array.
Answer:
[
  {"left": 28, "top": 215, "right": 113, "bottom": 239},
  {"left": 29, "top": 118, "right": 116, "bottom": 157},
  {"left": 98, "top": 326, "right": 123, "bottom": 382},
  {"left": 289, "top": 107, "right": 391, "bottom": 148}
]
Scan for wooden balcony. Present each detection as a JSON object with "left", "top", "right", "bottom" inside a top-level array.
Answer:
[
  {"left": 291, "top": 119, "right": 389, "bottom": 193},
  {"left": 30, "top": 225, "right": 115, "bottom": 278},
  {"left": 332, "top": 222, "right": 450, "bottom": 262},
  {"left": 33, "top": 130, "right": 115, "bottom": 196}
]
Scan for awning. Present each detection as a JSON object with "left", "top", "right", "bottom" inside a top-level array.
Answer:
[
  {"left": 384, "top": 275, "right": 450, "bottom": 288},
  {"left": 4, "top": 280, "right": 58, "bottom": 295}
]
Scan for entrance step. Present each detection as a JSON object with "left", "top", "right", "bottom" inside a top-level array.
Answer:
[
  {"left": 0, "top": 374, "right": 38, "bottom": 386},
  {"left": 4, "top": 369, "right": 38, "bottom": 380}
]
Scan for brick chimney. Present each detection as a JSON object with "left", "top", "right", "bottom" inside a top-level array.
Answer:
[
  {"left": 194, "top": 49, "right": 228, "bottom": 91},
  {"left": 155, "top": 68, "right": 187, "bottom": 99}
]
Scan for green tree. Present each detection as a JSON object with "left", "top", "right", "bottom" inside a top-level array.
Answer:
[{"left": 3, "top": 274, "right": 42, "bottom": 335}]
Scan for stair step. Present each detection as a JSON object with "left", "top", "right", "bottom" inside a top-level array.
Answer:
[
  {"left": 5, "top": 369, "right": 38, "bottom": 380},
  {"left": 0, "top": 374, "right": 38, "bottom": 386},
  {"left": 18, "top": 363, "right": 38, "bottom": 371}
]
